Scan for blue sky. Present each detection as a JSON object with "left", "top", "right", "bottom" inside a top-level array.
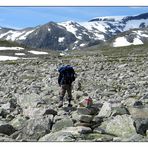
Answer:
[{"left": 0, "top": 7, "right": 148, "bottom": 29}]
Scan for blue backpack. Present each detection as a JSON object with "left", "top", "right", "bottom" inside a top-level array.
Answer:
[{"left": 58, "top": 65, "right": 75, "bottom": 85}]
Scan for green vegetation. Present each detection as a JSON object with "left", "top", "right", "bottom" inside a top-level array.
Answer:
[{"left": 0, "top": 40, "right": 23, "bottom": 47}]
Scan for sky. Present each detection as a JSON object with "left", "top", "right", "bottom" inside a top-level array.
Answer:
[{"left": 0, "top": 6, "right": 148, "bottom": 29}]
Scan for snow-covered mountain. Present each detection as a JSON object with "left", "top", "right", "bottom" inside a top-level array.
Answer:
[{"left": 1, "top": 12, "right": 148, "bottom": 50}]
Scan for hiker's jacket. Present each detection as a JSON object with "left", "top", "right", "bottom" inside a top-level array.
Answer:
[{"left": 58, "top": 66, "right": 75, "bottom": 85}]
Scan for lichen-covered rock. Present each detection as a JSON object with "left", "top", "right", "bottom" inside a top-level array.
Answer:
[
  {"left": 105, "top": 115, "right": 136, "bottom": 138},
  {"left": 82, "top": 133, "right": 114, "bottom": 142},
  {"left": 10, "top": 115, "right": 27, "bottom": 130},
  {"left": 52, "top": 118, "right": 73, "bottom": 132},
  {"left": 21, "top": 116, "right": 52, "bottom": 140},
  {"left": 39, "top": 131, "right": 76, "bottom": 142}
]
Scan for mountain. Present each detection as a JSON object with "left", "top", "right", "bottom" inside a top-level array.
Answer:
[{"left": 1, "top": 12, "right": 148, "bottom": 50}]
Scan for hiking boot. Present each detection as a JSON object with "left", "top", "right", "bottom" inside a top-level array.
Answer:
[{"left": 58, "top": 101, "right": 63, "bottom": 108}]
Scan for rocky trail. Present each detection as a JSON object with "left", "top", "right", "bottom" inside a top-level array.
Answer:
[{"left": 0, "top": 47, "right": 148, "bottom": 142}]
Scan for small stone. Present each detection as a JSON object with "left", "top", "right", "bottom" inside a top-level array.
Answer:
[
  {"left": 77, "top": 107, "right": 98, "bottom": 115},
  {"left": 62, "top": 126, "right": 92, "bottom": 134},
  {"left": 43, "top": 108, "right": 57, "bottom": 116},
  {"left": 79, "top": 115, "right": 93, "bottom": 123},
  {"left": 75, "top": 122, "right": 92, "bottom": 127},
  {"left": 133, "top": 101, "right": 143, "bottom": 107},
  {"left": 93, "top": 127, "right": 106, "bottom": 134}
]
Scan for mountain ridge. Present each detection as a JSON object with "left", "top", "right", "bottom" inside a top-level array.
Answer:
[{"left": 0, "top": 12, "right": 148, "bottom": 50}]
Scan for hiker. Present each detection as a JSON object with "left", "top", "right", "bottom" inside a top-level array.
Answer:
[{"left": 58, "top": 65, "right": 76, "bottom": 108}]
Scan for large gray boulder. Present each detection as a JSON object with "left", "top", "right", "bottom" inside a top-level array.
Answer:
[
  {"left": 21, "top": 116, "right": 52, "bottom": 140},
  {"left": 10, "top": 115, "right": 27, "bottom": 130},
  {"left": 39, "top": 131, "right": 75, "bottom": 142},
  {"left": 103, "top": 115, "right": 136, "bottom": 138},
  {"left": 39, "top": 125, "right": 92, "bottom": 142},
  {"left": 52, "top": 118, "right": 73, "bottom": 132}
]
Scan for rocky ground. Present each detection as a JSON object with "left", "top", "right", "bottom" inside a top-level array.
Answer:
[{"left": 0, "top": 45, "right": 148, "bottom": 142}]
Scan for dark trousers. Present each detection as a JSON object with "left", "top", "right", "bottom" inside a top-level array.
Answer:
[{"left": 59, "top": 84, "right": 72, "bottom": 103}]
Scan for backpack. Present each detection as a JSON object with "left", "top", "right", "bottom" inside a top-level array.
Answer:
[{"left": 58, "top": 65, "right": 75, "bottom": 84}]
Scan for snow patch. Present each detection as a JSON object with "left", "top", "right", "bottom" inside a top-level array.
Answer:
[
  {"left": 80, "top": 43, "right": 86, "bottom": 47},
  {"left": 48, "top": 28, "right": 51, "bottom": 32},
  {"left": 94, "top": 34, "right": 105, "bottom": 40},
  {"left": 80, "top": 21, "right": 108, "bottom": 33},
  {"left": 15, "top": 53, "right": 25, "bottom": 56},
  {"left": 0, "top": 47, "right": 24, "bottom": 51},
  {"left": 28, "top": 50, "right": 48, "bottom": 55},
  {"left": 60, "top": 53, "right": 65, "bottom": 56},
  {"left": 5, "top": 30, "right": 25, "bottom": 41},
  {"left": 58, "top": 37, "right": 65, "bottom": 42},
  {"left": 59, "top": 21, "right": 78, "bottom": 36},
  {"left": 113, "top": 37, "right": 143, "bottom": 47},
  {"left": 18, "top": 30, "right": 35, "bottom": 40},
  {"left": 133, "top": 38, "right": 143, "bottom": 45},
  {"left": 0, "top": 56, "right": 19, "bottom": 61}
]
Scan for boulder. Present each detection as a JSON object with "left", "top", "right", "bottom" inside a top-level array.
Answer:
[
  {"left": 52, "top": 118, "right": 73, "bottom": 132},
  {"left": 79, "top": 115, "right": 93, "bottom": 123},
  {"left": 62, "top": 126, "right": 92, "bottom": 135},
  {"left": 39, "top": 131, "right": 75, "bottom": 142},
  {"left": 39, "top": 126, "right": 92, "bottom": 141},
  {"left": 121, "top": 98, "right": 138, "bottom": 107},
  {"left": 98, "top": 102, "right": 112, "bottom": 118},
  {"left": 0, "top": 121, "right": 16, "bottom": 136},
  {"left": 128, "top": 106, "right": 148, "bottom": 119},
  {"left": 105, "top": 115, "right": 136, "bottom": 138},
  {"left": 73, "top": 91, "right": 84, "bottom": 100},
  {"left": 43, "top": 108, "right": 57, "bottom": 116},
  {"left": 10, "top": 115, "right": 27, "bottom": 130},
  {"left": 0, "top": 134, "right": 16, "bottom": 142},
  {"left": 111, "top": 106, "right": 129, "bottom": 116},
  {"left": 82, "top": 133, "right": 114, "bottom": 142},
  {"left": 75, "top": 122, "right": 92, "bottom": 127},
  {"left": 77, "top": 107, "right": 98, "bottom": 115},
  {"left": 21, "top": 116, "right": 52, "bottom": 140},
  {"left": 134, "top": 118, "right": 148, "bottom": 135},
  {"left": 93, "top": 127, "right": 106, "bottom": 134},
  {"left": 121, "top": 134, "right": 144, "bottom": 142}
]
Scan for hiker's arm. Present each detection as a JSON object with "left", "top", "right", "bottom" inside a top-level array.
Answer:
[{"left": 58, "top": 73, "right": 62, "bottom": 86}]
